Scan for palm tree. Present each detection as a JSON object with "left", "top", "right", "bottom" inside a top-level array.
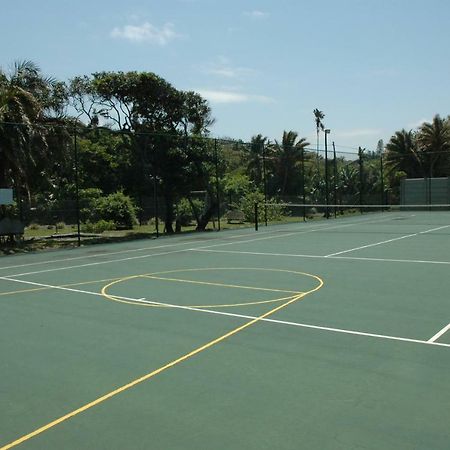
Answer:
[
  {"left": 245, "top": 134, "right": 267, "bottom": 187},
  {"left": 273, "top": 130, "right": 310, "bottom": 197},
  {"left": 313, "top": 108, "right": 325, "bottom": 154},
  {"left": 417, "top": 115, "right": 450, "bottom": 177},
  {"left": 0, "top": 61, "right": 65, "bottom": 197},
  {"left": 384, "top": 129, "right": 424, "bottom": 178}
]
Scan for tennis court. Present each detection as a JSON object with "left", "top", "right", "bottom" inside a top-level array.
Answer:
[{"left": 1, "top": 209, "right": 450, "bottom": 449}]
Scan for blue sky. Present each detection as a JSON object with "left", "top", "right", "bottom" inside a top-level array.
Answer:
[{"left": 1, "top": 0, "right": 449, "bottom": 155}]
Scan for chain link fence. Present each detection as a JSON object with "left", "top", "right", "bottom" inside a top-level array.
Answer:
[{"left": 0, "top": 121, "right": 430, "bottom": 248}]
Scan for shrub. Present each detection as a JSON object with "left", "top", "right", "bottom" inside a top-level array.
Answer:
[
  {"left": 236, "top": 191, "right": 288, "bottom": 223},
  {"left": 81, "top": 220, "right": 115, "bottom": 234},
  {"left": 175, "top": 198, "right": 204, "bottom": 227},
  {"left": 94, "top": 192, "right": 137, "bottom": 229}
]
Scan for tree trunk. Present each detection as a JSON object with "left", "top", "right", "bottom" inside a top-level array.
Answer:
[
  {"left": 163, "top": 190, "right": 174, "bottom": 234},
  {"left": 196, "top": 192, "right": 217, "bottom": 231}
]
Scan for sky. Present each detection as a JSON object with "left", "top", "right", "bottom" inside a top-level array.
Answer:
[{"left": 1, "top": 0, "right": 450, "bottom": 156}]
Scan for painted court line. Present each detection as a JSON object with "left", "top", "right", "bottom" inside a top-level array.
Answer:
[
  {"left": 2, "top": 213, "right": 405, "bottom": 278},
  {"left": 325, "top": 233, "right": 417, "bottom": 257},
  {"left": 0, "top": 279, "right": 318, "bottom": 450},
  {"left": 428, "top": 323, "right": 450, "bottom": 343},
  {"left": 192, "top": 248, "right": 450, "bottom": 265},
  {"left": 1, "top": 275, "right": 449, "bottom": 350},
  {"left": 325, "top": 223, "right": 450, "bottom": 258}
]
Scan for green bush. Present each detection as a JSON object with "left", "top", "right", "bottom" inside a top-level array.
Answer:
[
  {"left": 175, "top": 198, "right": 204, "bottom": 226},
  {"left": 81, "top": 219, "right": 115, "bottom": 233},
  {"left": 94, "top": 192, "right": 137, "bottom": 229},
  {"left": 237, "top": 191, "right": 288, "bottom": 223},
  {"left": 79, "top": 188, "right": 103, "bottom": 222}
]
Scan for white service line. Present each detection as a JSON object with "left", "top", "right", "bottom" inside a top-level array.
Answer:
[
  {"left": 5, "top": 247, "right": 191, "bottom": 278},
  {"left": 1, "top": 275, "right": 450, "bottom": 350},
  {"left": 419, "top": 224, "right": 450, "bottom": 234},
  {"left": 192, "top": 248, "right": 450, "bottom": 265},
  {"left": 4, "top": 214, "right": 405, "bottom": 278},
  {"left": 428, "top": 323, "right": 450, "bottom": 343},
  {"left": 0, "top": 209, "right": 404, "bottom": 276},
  {"left": 325, "top": 233, "right": 417, "bottom": 257},
  {"left": 324, "top": 223, "right": 450, "bottom": 258}
]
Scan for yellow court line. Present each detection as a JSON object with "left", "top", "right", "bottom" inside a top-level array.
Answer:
[
  {"left": 101, "top": 268, "right": 315, "bottom": 308},
  {"left": 102, "top": 290, "right": 298, "bottom": 309},
  {"left": 1, "top": 273, "right": 323, "bottom": 450},
  {"left": 140, "top": 274, "right": 300, "bottom": 294}
]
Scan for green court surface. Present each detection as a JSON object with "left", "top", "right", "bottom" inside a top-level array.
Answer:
[{"left": 1, "top": 211, "right": 450, "bottom": 449}]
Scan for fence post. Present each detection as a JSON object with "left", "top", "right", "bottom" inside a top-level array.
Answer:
[
  {"left": 153, "top": 137, "right": 159, "bottom": 238},
  {"left": 380, "top": 153, "right": 385, "bottom": 208},
  {"left": 301, "top": 147, "right": 306, "bottom": 221},
  {"left": 73, "top": 124, "right": 81, "bottom": 246},
  {"left": 358, "top": 147, "right": 364, "bottom": 213},
  {"left": 262, "top": 142, "right": 268, "bottom": 226},
  {"left": 333, "top": 142, "right": 337, "bottom": 218},
  {"left": 214, "top": 138, "right": 221, "bottom": 231}
]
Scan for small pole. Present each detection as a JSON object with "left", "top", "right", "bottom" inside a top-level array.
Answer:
[
  {"left": 73, "top": 124, "right": 81, "bottom": 246},
  {"left": 301, "top": 147, "right": 306, "bottom": 221},
  {"left": 324, "top": 129, "right": 330, "bottom": 218},
  {"left": 333, "top": 142, "right": 337, "bottom": 218},
  {"left": 358, "top": 147, "right": 364, "bottom": 213},
  {"left": 153, "top": 140, "right": 159, "bottom": 238},
  {"left": 380, "top": 153, "right": 385, "bottom": 209},
  {"left": 255, "top": 202, "right": 259, "bottom": 231},
  {"left": 214, "top": 139, "right": 221, "bottom": 231},
  {"left": 262, "top": 143, "right": 268, "bottom": 226}
]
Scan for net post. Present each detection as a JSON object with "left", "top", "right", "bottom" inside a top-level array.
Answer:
[{"left": 255, "top": 202, "right": 259, "bottom": 231}]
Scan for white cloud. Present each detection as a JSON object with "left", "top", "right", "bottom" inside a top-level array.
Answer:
[
  {"left": 202, "top": 57, "right": 255, "bottom": 79},
  {"left": 197, "top": 89, "right": 273, "bottom": 104},
  {"left": 243, "top": 10, "right": 269, "bottom": 19},
  {"left": 110, "top": 22, "right": 180, "bottom": 45}
]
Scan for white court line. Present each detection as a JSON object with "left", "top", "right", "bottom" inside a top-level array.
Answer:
[
  {"left": 325, "top": 223, "right": 450, "bottom": 258},
  {"left": 0, "top": 231, "right": 257, "bottom": 271},
  {"left": 419, "top": 224, "right": 450, "bottom": 234},
  {"left": 428, "top": 323, "right": 450, "bottom": 343},
  {"left": 325, "top": 233, "right": 417, "bottom": 257},
  {"left": 4, "top": 214, "right": 405, "bottom": 278},
  {"left": 193, "top": 248, "right": 450, "bottom": 266},
  {"left": 0, "top": 211, "right": 406, "bottom": 276},
  {"left": 1, "top": 275, "right": 449, "bottom": 349}
]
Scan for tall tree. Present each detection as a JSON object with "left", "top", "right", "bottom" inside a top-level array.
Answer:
[
  {"left": 385, "top": 129, "right": 424, "bottom": 178},
  {"left": 245, "top": 134, "right": 268, "bottom": 187},
  {"left": 273, "top": 130, "right": 310, "bottom": 196},
  {"left": 417, "top": 115, "right": 450, "bottom": 177},
  {"left": 0, "top": 61, "right": 67, "bottom": 198},
  {"left": 69, "top": 71, "right": 214, "bottom": 233},
  {"left": 313, "top": 108, "right": 325, "bottom": 154}
]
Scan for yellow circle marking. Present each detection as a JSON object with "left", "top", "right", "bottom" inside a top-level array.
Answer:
[
  {"left": 1, "top": 274, "right": 323, "bottom": 450},
  {"left": 101, "top": 267, "right": 321, "bottom": 309}
]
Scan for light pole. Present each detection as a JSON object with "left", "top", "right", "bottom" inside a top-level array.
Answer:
[{"left": 324, "top": 129, "right": 331, "bottom": 218}]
